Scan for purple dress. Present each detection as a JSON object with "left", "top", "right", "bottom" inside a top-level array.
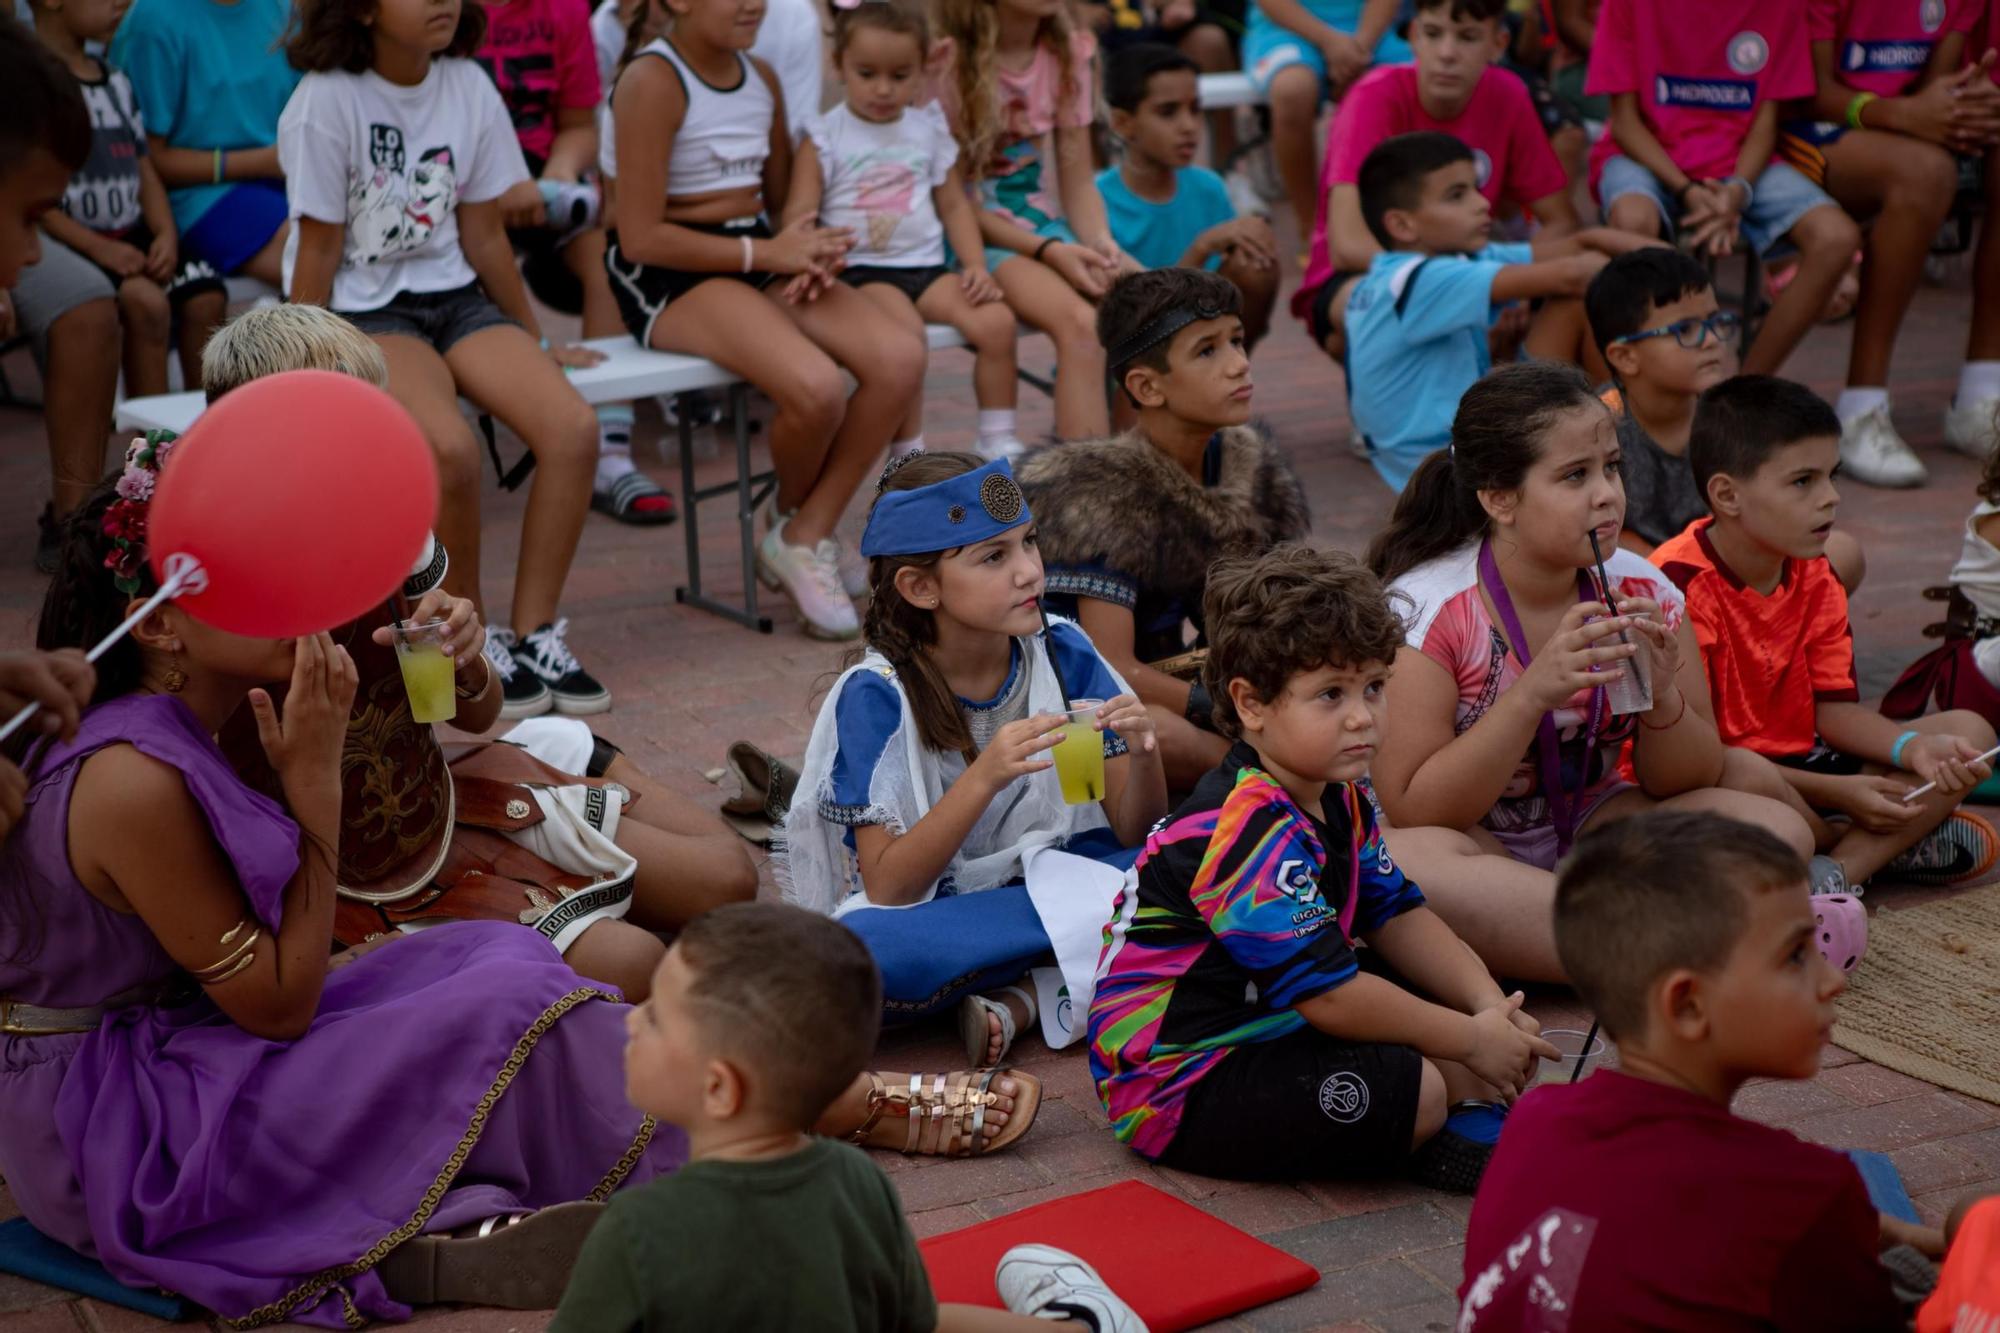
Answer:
[{"left": 0, "top": 694, "right": 685, "bottom": 1328}]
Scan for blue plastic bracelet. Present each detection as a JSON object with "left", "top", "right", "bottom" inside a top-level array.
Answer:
[
  {"left": 538, "top": 335, "right": 550, "bottom": 351},
  {"left": 1891, "top": 730, "right": 1919, "bottom": 768}
]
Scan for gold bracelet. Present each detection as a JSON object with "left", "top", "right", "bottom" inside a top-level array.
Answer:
[
  {"left": 454, "top": 656, "right": 492, "bottom": 700},
  {"left": 191, "top": 919, "right": 261, "bottom": 985}
]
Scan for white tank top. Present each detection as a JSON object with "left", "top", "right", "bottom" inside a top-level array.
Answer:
[
  {"left": 1949, "top": 500, "right": 2000, "bottom": 686},
  {"left": 620, "top": 38, "right": 772, "bottom": 199}
]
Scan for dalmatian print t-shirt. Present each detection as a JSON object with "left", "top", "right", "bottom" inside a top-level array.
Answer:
[{"left": 277, "top": 58, "right": 529, "bottom": 314}]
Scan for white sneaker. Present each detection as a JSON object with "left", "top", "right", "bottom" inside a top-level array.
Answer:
[
  {"left": 976, "top": 434, "right": 1028, "bottom": 463},
  {"left": 1944, "top": 395, "right": 2000, "bottom": 460},
  {"left": 995, "top": 1245, "right": 1148, "bottom": 1333},
  {"left": 1838, "top": 404, "right": 1928, "bottom": 488},
  {"left": 757, "top": 521, "right": 860, "bottom": 640},
  {"left": 833, "top": 534, "right": 871, "bottom": 599}
]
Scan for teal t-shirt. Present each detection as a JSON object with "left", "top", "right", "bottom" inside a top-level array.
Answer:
[
  {"left": 1095, "top": 164, "right": 1236, "bottom": 272},
  {"left": 109, "top": 0, "right": 301, "bottom": 235}
]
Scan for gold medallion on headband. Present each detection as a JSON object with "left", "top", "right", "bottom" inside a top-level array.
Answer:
[{"left": 980, "top": 473, "right": 1025, "bottom": 524}]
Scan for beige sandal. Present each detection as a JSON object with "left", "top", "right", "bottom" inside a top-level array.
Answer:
[
  {"left": 958, "top": 984, "right": 1036, "bottom": 1066},
  {"left": 847, "top": 1068, "right": 1043, "bottom": 1157},
  {"left": 375, "top": 1200, "right": 605, "bottom": 1308}
]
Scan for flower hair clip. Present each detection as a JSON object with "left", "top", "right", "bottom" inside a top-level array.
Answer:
[{"left": 104, "top": 430, "right": 179, "bottom": 595}]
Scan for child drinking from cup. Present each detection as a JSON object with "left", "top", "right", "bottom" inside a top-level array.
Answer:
[
  {"left": 781, "top": 453, "right": 1167, "bottom": 1067},
  {"left": 1365, "top": 361, "right": 1814, "bottom": 983},
  {"left": 784, "top": 0, "right": 1026, "bottom": 462}
]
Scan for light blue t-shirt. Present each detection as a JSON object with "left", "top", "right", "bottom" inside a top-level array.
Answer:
[
  {"left": 1246, "top": 0, "right": 1413, "bottom": 64},
  {"left": 109, "top": 0, "right": 301, "bottom": 234},
  {"left": 1095, "top": 165, "right": 1236, "bottom": 272},
  {"left": 1345, "top": 241, "right": 1532, "bottom": 493}
]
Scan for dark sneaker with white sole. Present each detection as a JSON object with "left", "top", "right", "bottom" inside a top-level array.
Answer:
[
  {"left": 513, "top": 619, "right": 612, "bottom": 715},
  {"left": 486, "top": 630, "right": 552, "bottom": 720}
]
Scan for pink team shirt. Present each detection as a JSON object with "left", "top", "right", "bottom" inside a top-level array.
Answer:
[
  {"left": 474, "top": 0, "right": 601, "bottom": 164},
  {"left": 1296, "top": 64, "right": 1568, "bottom": 307},
  {"left": 1810, "top": 0, "right": 1975, "bottom": 97},
  {"left": 1585, "top": 0, "right": 1815, "bottom": 188}
]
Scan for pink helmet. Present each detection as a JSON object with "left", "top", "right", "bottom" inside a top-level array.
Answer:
[{"left": 1815, "top": 895, "right": 1868, "bottom": 973}]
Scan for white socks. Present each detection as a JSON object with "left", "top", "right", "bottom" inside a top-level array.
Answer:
[
  {"left": 1834, "top": 387, "right": 1889, "bottom": 425},
  {"left": 978, "top": 409, "right": 1018, "bottom": 448},
  {"left": 595, "top": 404, "right": 636, "bottom": 488},
  {"left": 890, "top": 434, "right": 926, "bottom": 460},
  {"left": 1959, "top": 361, "right": 2000, "bottom": 406}
]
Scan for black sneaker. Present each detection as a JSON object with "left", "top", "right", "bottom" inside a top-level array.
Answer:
[
  {"left": 512, "top": 620, "right": 611, "bottom": 716},
  {"left": 486, "top": 630, "right": 551, "bottom": 720},
  {"left": 35, "top": 503, "right": 61, "bottom": 575}
]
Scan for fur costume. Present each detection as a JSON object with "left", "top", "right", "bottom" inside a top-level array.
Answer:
[{"left": 1016, "top": 424, "right": 1311, "bottom": 625}]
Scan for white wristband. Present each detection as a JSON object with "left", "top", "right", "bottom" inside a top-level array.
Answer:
[{"left": 740, "top": 235, "right": 754, "bottom": 274}]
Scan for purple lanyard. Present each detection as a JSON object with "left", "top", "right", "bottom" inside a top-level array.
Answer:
[{"left": 1477, "top": 539, "right": 1604, "bottom": 855}]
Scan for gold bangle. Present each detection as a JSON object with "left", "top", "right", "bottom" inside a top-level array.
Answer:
[
  {"left": 455, "top": 656, "right": 491, "bottom": 700},
  {"left": 191, "top": 919, "right": 261, "bottom": 985}
]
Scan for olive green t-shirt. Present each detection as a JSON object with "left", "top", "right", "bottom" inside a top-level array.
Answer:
[{"left": 548, "top": 1138, "right": 939, "bottom": 1332}]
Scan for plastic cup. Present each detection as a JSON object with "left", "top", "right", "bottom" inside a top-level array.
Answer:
[
  {"left": 392, "top": 618, "right": 457, "bottom": 725},
  {"left": 1532, "top": 1026, "right": 1608, "bottom": 1085},
  {"left": 1051, "top": 699, "right": 1106, "bottom": 806},
  {"left": 1599, "top": 630, "right": 1653, "bottom": 717}
]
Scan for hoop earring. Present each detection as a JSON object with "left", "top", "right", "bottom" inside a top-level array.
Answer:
[{"left": 163, "top": 654, "right": 187, "bottom": 694}]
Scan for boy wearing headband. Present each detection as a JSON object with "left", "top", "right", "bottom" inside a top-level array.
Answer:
[{"left": 1019, "top": 269, "right": 1309, "bottom": 792}]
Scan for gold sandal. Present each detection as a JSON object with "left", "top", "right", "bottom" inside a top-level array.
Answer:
[{"left": 847, "top": 1068, "right": 1043, "bottom": 1157}]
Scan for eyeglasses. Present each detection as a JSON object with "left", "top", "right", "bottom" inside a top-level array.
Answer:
[{"left": 1611, "top": 311, "right": 1742, "bottom": 349}]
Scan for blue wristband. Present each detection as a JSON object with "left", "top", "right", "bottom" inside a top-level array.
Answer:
[
  {"left": 1891, "top": 730, "right": 1919, "bottom": 768},
  {"left": 538, "top": 335, "right": 550, "bottom": 351}
]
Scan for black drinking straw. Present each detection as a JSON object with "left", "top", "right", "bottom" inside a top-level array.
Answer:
[{"left": 1587, "top": 529, "right": 1632, "bottom": 659}]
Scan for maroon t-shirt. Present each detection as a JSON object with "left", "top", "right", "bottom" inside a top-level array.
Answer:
[{"left": 1457, "top": 1071, "right": 1900, "bottom": 1332}]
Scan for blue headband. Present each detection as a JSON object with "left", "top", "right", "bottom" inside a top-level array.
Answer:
[{"left": 860, "top": 457, "right": 1033, "bottom": 558}]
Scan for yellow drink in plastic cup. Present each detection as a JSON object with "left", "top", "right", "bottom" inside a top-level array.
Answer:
[
  {"left": 393, "top": 618, "right": 457, "bottom": 725},
  {"left": 1052, "top": 699, "right": 1106, "bottom": 806}
]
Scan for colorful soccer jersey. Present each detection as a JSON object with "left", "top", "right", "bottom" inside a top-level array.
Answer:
[
  {"left": 1088, "top": 744, "right": 1423, "bottom": 1159},
  {"left": 1652, "top": 519, "right": 1859, "bottom": 758}
]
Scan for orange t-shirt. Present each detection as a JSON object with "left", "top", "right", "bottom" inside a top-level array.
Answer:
[
  {"left": 1651, "top": 519, "right": 1858, "bottom": 759},
  {"left": 1919, "top": 1197, "right": 2000, "bottom": 1332}
]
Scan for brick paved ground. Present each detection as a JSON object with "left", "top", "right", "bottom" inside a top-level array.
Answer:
[{"left": 1, "top": 244, "right": 1995, "bottom": 1330}]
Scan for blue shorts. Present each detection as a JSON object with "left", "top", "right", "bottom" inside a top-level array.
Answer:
[
  {"left": 1242, "top": 6, "right": 1411, "bottom": 95},
  {"left": 180, "top": 180, "right": 289, "bottom": 276},
  {"left": 1597, "top": 155, "right": 1839, "bottom": 256}
]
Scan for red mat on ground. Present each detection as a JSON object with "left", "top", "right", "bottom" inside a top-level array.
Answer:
[{"left": 918, "top": 1179, "right": 1319, "bottom": 1331}]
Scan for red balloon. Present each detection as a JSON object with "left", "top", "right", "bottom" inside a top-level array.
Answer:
[{"left": 148, "top": 370, "right": 439, "bottom": 637}]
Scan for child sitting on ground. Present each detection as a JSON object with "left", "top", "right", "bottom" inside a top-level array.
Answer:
[
  {"left": 1018, "top": 268, "right": 1310, "bottom": 792},
  {"left": 1344, "top": 130, "right": 1643, "bottom": 492},
  {"left": 932, "top": 0, "right": 1125, "bottom": 440},
  {"left": 1296, "top": 0, "right": 1578, "bottom": 367},
  {"left": 1097, "top": 45, "right": 1279, "bottom": 348},
  {"left": 1886, "top": 442, "right": 2000, "bottom": 734},
  {"left": 29, "top": 0, "right": 226, "bottom": 398},
  {"left": 782, "top": 454, "right": 1166, "bottom": 1072},
  {"left": 1654, "top": 375, "right": 1998, "bottom": 891},
  {"left": 1585, "top": 0, "right": 1861, "bottom": 378},
  {"left": 1458, "top": 811, "right": 1911, "bottom": 1330},
  {"left": 551, "top": 902, "right": 1146, "bottom": 1332},
  {"left": 783, "top": 0, "right": 1024, "bottom": 462},
  {"left": 1089, "top": 544, "right": 1560, "bottom": 1194}
]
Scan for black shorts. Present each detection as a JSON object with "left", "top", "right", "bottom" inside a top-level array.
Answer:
[
  {"left": 1775, "top": 741, "right": 1867, "bottom": 778},
  {"left": 603, "top": 220, "right": 777, "bottom": 345},
  {"left": 839, "top": 263, "right": 951, "bottom": 303},
  {"left": 1155, "top": 1026, "right": 1424, "bottom": 1180},
  {"left": 342, "top": 282, "right": 516, "bottom": 354},
  {"left": 82, "top": 224, "right": 227, "bottom": 308},
  {"left": 1304, "top": 269, "right": 1366, "bottom": 349},
  {"left": 1508, "top": 62, "right": 1582, "bottom": 139}
]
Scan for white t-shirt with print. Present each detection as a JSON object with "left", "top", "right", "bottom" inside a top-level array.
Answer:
[
  {"left": 806, "top": 102, "right": 956, "bottom": 269},
  {"left": 278, "top": 58, "right": 529, "bottom": 314}
]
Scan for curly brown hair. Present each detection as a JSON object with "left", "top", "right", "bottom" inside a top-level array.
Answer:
[
  {"left": 932, "top": 0, "right": 1082, "bottom": 184},
  {"left": 1201, "top": 543, "right": 1406, "bottom": 740},
  {"left": 287, "top": 0, "right": 488, "bottom": 74}
]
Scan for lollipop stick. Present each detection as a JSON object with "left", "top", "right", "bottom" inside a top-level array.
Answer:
[
  {"left": 1900, "top": 743, "right": 2000, "bottom": 803},
  {"left": 0, "top": 563, "right": 199, "bottom": 745}
]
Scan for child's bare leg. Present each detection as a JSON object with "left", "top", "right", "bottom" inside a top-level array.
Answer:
[
  {"left": 373, "top": 334, "right": 486, "bottom": 613},
  {"left": 1719, "top": 746, "right": 1836, "bottom": 847},
  {"left": 856, "top": 281, "right": 930, "bottom": 443},
  {"left": 115, "top": 275, "right": 172, "bottom": 399},
  {"left": 601, "top": 753, "right": 760, "bottom": 925},
  {"left": 1831, "top": 710, "right": 1999, "bottom": 882},
  {"left": 175, "top": 287, "right": 227, "bottom": 392},
  {"left": 41, "top": 296, "right": 120, "bottom": 518},
  {"left": 1972, "top": 142, "right": 2000, "bottom": 364},
  {"left": 1819, "top": 133, "right": 1954, "bottom": 391},
  {"left": 235, "top": 219, "right": 289, "bottom": 291},
  {"left": 1217, "top": 248, "right": 1279, "bottom": 348},
  {"left": 1178, "top": 21, "right": 1236, "bottom": 164},
  {"left": 1384, "top": 825, "right": 1564, "bottom": 981},
  {"left": 1522, "top": 294, "right": 1590, "bottom": 367},
  {"left": 780, "top": 285, "right": 928, "bottom": 543},
  {"left": 563, "top": 918, "right": 667, "bottom": 1001},
  {"left": 918, "top": 277, "right": 1019, "bottom": 418},
  {"left": 1604, "top": 193, "right": 1664, "bottom": 240},
  {"left": 993, "top": 257, "right": 1108, "bottom": 439},
  {"left": 651, "top": 281, "right": 844, "bottom": 527},
  {"left": 1742, "top": 205, "right": 1862, "bottom": 376},
  {"left": 446, "top": 324, "right": 598, "bottom": 632},
  {"left": 1266, "top": 63, "right": 1323, "bottom": 238},
  {"left": 564, "top": 229, "right": 622, "bottom": 341},
  {"left": 1147, "top": 703, "right": 1229, "bottom": 791}
]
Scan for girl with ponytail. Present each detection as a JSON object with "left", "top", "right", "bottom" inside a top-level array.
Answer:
[
  {"left": 782, "top": 452, "right": 1166, "bottom": 1067},
  {"left": 1366, "top": 363, "right": 1814, "bottom": 982}
]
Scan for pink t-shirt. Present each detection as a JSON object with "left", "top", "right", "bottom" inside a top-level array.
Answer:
[
  {"left": 1585, "top": 0, "right": 1815, "bottom": 187},
  {"left": 474, "top": 0, "right": 602, "bottom": 164},
  {"left": 936, "top": 30, "right": 1097, "bottom": 230},
  {"left": 1810, "top": 0, "right": 1975, "bottom": 97},
  {"left": 1298, "top": 64, "right": 1568, "bottom": 306}
]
